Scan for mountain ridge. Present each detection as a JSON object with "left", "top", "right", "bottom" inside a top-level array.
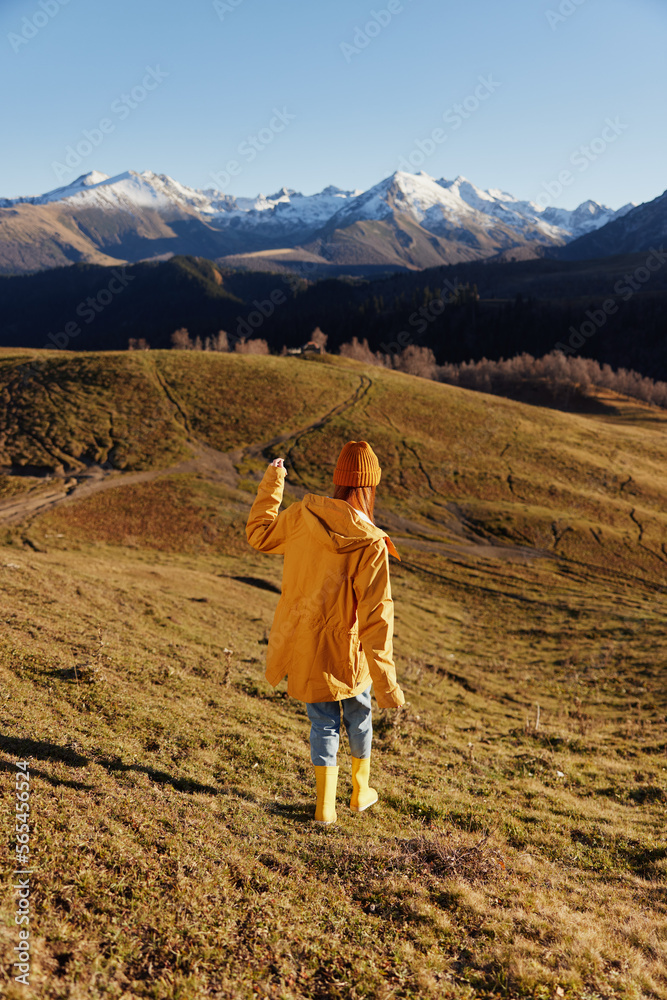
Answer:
[
  {"left": 0, "top": 168, "right": 635, "bottom": 276},
  {"left": 558, "top": 188, "right": 667, "bottom": 259}
]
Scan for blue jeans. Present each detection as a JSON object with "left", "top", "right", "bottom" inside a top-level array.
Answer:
[{"left": 306, "top": 684, "right": 373, "bottom": 766}]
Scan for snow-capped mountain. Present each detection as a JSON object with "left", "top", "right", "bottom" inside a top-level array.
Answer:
[
  {"left": 0, "top": 168, "right": 636, "bottom": 276},
  {"left": 0, "top": 170, "right": 362, "bottom": 230},
  {"left": 323, "top": 171, "right": 631, "bottom": 243},
  {"left": 1, "top": 170, "right": 206, "bottom": 215},
  {"left": 558, "top": 188, "right": 667, "bottom": 260}
]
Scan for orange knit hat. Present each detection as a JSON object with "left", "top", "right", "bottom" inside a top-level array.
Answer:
[{"left": 333, "top": 440, "right": 381, "bottom": 487}]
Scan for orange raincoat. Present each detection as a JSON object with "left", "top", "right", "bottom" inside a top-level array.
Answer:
[{"left": 246, "top": 465, "right": 404, "bottom": 708}]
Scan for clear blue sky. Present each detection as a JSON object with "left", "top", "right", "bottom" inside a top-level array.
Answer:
[{"left": 1, "top": 0, "right": 665, "bottom": 210}]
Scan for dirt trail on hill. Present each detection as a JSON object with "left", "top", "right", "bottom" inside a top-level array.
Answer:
[
  {"left": 0, "top": 370, "right": 546, "bottom": 563},
  {"left": 225, "top": 372, "right": 374, "bottom": 477},
  {"left": 0, "top": 374, "right": 372, "bottom": 525},
  {"left": 0, "top": 440, "right": 240, "bottom": 525}
]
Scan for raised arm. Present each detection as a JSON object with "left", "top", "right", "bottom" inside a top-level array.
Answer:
[{"left": 245, "top": 460, "right": 289, "bottom": 554}]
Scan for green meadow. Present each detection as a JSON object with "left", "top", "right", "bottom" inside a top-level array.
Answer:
[{"left": 0, "top": 348, "right": 666, "bottom": 999}]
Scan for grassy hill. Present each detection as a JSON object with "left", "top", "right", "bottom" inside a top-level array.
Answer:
[{"left": 1, "top": 350, "right": 666, "bottom": 999}]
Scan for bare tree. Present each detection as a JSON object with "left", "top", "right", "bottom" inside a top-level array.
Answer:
[
  {"left": 431, "top": 350, "right": 667, "bottom": 410},
  {"left": 214, "top": 330, "right": 230, "bottom": 352},
  {"left": 309, "top": 326, "right": 328, "bottom": 351},
  {"left": 171, "top": 328, "right": 193, "bottom": 350},
  {"left": 397, "top": 345, "right": 437, "bottom": 379},
  {"left": 339, "top": 337, "right": 384, "bottom": 366},
  {"left": 234, "top": 337, "right": 269, "bottom": 355}
]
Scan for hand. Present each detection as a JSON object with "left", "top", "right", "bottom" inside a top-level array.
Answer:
[{"left": 270, "top": 457, "right": 286, "bottom": 473}]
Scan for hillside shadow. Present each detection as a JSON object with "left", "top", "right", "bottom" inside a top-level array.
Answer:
[
  {"left": 488, "top": 383, "right": 618, "bottom": 414},
  {"left": 0, "top": 735, "right": 89, "bottom": 766},
  {"left": 0, "top": 735, "right": 220, "bottom": 796},
  {"left": 230, "top": 575, "right": 282, "bottom": 594},
  {"left": 95, "top": 754, "right": 221, "bottom": 796},
  {"left": 0, "top": 755, "right": 94, "bottom": 791}
]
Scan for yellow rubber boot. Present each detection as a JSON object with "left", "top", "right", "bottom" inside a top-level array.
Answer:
[
  {"left": 314, "top": 765, "right": 338, "bottom": 824},
  {"left": 350, "top": 756, "right": 379, "bottom": 812}
]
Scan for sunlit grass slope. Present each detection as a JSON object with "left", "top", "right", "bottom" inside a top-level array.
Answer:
[
  {"left": 0, "top": 348, "right": 666, "bottom": 999},
  {"left": 2, "top": 348, "right": 667, "bottom": 584},
  {"left": 0, "top": 349, "right": 360, "bottom": 473}
]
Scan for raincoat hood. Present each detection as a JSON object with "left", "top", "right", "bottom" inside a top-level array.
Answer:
[{"left": 300, "top": 493, "right": 400, "bottom": 559}]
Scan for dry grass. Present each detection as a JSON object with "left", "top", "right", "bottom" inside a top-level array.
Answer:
[
  {"left": 0, "top": 350, "right": 666, "bottom": 998},
  {"left": 395, "top": 833, "right": 506, "bottom": 882}
]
